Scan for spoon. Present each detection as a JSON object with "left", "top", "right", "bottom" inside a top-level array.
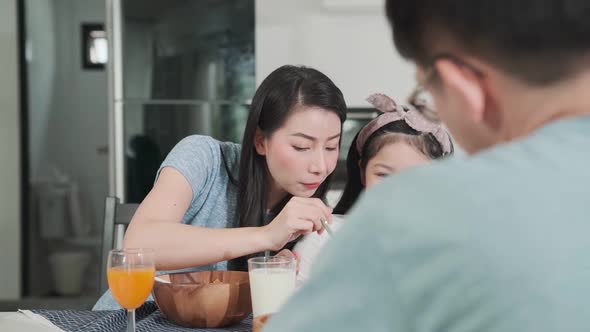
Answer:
[{"left": 320, "top": 218, "right": 333, "bottom": 236}]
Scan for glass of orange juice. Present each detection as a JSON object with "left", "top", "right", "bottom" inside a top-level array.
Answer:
[{"left": 107, "top": 248, "right": 155, "bottom": 332}]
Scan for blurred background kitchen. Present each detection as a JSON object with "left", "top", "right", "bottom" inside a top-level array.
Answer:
[{"left": 0, "top": 0, "right": 416, "bottom": 310}]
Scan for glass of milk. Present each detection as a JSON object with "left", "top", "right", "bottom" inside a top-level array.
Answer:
[{"left": 248, "top": 256, "right": 297, "bottom": 318}]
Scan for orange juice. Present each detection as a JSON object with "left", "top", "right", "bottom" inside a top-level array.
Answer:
[{"left": 107, "top": 266, "right": 155, "bottom": 309}]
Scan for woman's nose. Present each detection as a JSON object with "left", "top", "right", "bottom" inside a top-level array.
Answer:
[{"left": 308, "top": 150, "right": 328, "bottom": 176}]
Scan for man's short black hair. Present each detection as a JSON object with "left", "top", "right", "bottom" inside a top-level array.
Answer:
[{"left": 385, "top": 0, "right": 590, "bottom": 85}]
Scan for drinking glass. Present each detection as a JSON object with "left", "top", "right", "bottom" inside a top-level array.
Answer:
[
  {"left": 248, "top": 255, "right": 296, "bottom": 331},
  {"left": 107, "top": 248, "right": 155, "bottom": 332}
]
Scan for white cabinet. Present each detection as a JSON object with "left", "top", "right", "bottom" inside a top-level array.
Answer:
[{"left": 256, "top": 0, "right": 415, "bottom": 107}]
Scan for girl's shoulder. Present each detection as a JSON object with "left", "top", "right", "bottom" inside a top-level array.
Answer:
[{"left": 294, "top": 215, "right": 345, "bottom": 286}]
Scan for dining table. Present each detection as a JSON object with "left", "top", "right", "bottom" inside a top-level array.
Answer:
[{"left": 0, "top": 301, "right": 253, "bottom": 332}]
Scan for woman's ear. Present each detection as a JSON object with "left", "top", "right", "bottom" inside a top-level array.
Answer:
[{"left": 254, "top": 127, "right": 267, "bottom": 155}]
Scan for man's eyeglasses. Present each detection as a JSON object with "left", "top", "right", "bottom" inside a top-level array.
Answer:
[{"left": 407, "top": 53, "right": 484, "bottom": 123}]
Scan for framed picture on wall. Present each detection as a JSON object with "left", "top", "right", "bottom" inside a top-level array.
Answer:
[{"left": 81, "top": 23, "right": 108, "bottom": 70}]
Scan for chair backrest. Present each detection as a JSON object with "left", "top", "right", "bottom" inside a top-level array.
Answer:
[{"left": 99, "top": 196, "right": 140, "bottom": 294}]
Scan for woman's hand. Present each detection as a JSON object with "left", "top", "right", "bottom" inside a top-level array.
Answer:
[
  {"left": 262, "top": 197, "right": 332, "bottom": 251},
  {"left": 276, "top": 249, "right": 300, "bottom": 274}
]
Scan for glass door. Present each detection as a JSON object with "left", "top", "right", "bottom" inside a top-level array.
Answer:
[{"left": 106, "top": 0, "right": 255, "bottom": 202}]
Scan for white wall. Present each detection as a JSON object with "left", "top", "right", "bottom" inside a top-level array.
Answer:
[
  {"left": 256, "top": 0, "right": 415, "bottom": 107},
  {"left": 0, "top": 0, "right": 21, "bottom": 299}
]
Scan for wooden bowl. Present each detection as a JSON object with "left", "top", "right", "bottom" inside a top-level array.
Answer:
[{"left": 152, "top": 270, "right": 252, "bottom": 328}]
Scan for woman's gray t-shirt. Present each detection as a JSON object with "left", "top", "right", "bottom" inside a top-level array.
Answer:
[
  {"left": 93, "top": 135, "right": 241, "bottom": 310},
  {"left": 156, "top": 135, "right": 241, "bottom": 271}
]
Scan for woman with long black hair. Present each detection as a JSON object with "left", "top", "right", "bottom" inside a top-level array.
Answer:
[{"left": 95, "top": 64, "right": 347, "bottom": 310}]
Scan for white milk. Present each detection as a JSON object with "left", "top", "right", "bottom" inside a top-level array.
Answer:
[{"left": 249, "top": 268, "right": 296, "bottom": 317}]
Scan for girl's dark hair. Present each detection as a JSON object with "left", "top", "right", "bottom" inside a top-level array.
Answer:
[
  {"left": 333, "top": 119, "right": 450, "bottom": 214},
  {"left": 237, "top": 64, "right": 347, "bottom": 233}
]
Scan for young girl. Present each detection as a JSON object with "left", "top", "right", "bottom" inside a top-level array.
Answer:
[
  {"left": 334, "top": 93, "right": 453, "bottom": 214},
  {"left": 294, "top": 93, "right": 452, "bottom": 285},
  {"left": 94, "top": 65, "right": 347, "bottom": 309}
]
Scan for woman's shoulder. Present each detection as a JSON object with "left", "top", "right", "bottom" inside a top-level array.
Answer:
[
  {"left": 168, "top": 135, "right": 240, "bottom": 163},
  {"left": 218, "top": 140, "right": 242, "bottom": 177},
  {"left": 173, "top": 135, "right": 220, "bottom": 152},
  {"left": 159, "top": 136, "right": 241, "bottom": 194}
]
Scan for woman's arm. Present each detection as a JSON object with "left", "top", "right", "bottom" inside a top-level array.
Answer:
[{"left": 123, "top": 167, "right": 272, "bottom": 270}]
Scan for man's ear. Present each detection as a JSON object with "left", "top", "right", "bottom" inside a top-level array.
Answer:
[{"left": 436, "top": 59, "right": 486, "bottom": 123}]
